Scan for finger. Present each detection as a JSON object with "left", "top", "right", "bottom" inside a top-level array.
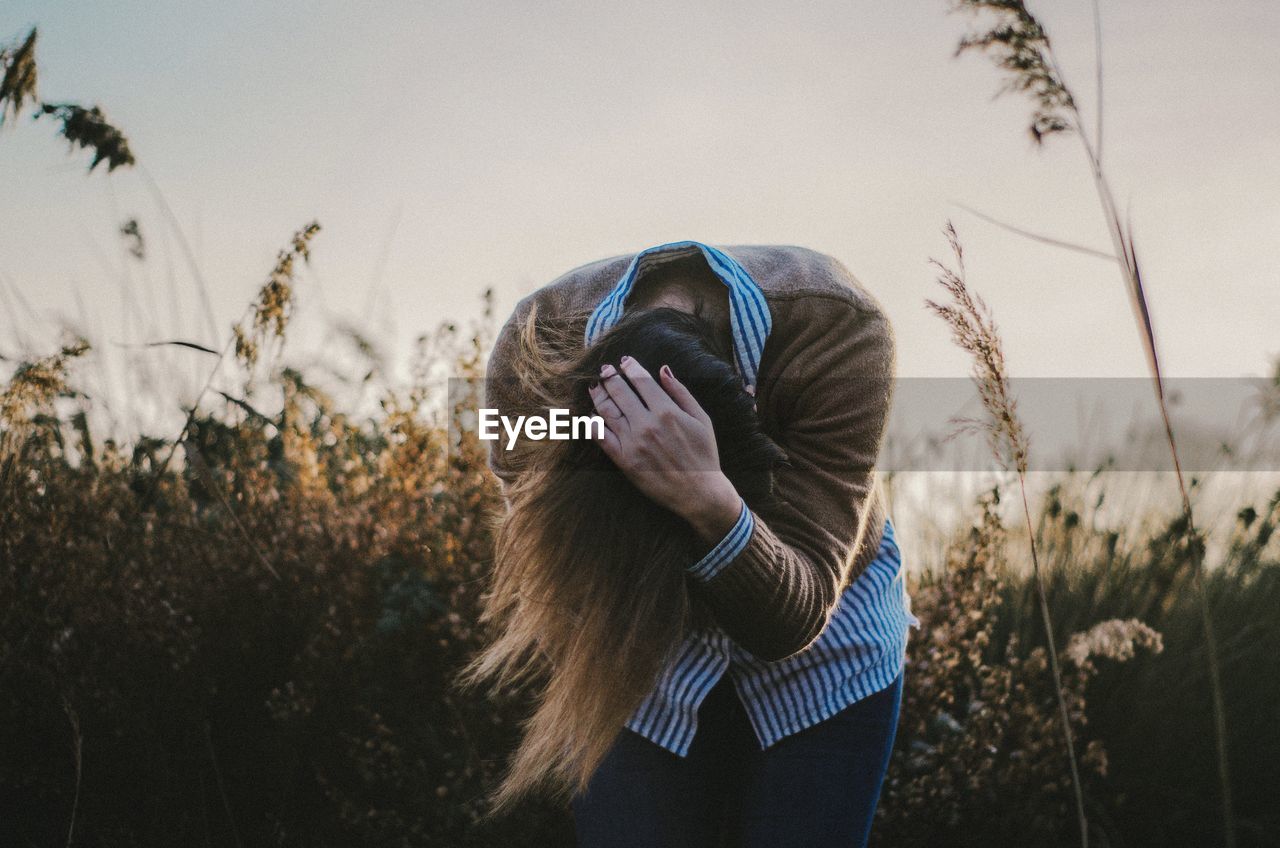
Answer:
[
  {"left": 599, "top": 363, "right": 648, "bottom": 422},
  {"left": 659, "top": 365, "right": 711, "bottom": 424},
  {"left": 589, "top": 381, "right": 628, "bottom": 432},
  {"left": 592, "top": 419, "right": 623, "bottom": 459},
  {"left": 618, "top": 355, "right": 680, "bottom": 414}
]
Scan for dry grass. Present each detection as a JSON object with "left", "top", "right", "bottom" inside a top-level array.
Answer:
[
  {"left": 950, "top": 2, "right": 1236, "bottom": 843},
  {"left": 927, "top": 222, "right": 1090, "bottom": 847}
]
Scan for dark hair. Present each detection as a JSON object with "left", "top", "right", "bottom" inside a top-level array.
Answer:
[
  {"left": 462, "top": 307, "right": 786, "bottom": 809},
  {"left": 566, "top": 307, "right": 784, "bottom": 502}
]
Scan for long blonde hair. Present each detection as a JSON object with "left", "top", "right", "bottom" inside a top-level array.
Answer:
[{"left": 462, "top": 306, "right": 785, "bottom": 810}]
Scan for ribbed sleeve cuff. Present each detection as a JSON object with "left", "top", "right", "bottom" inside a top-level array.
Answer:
[{"left": 687, "top": 499, "right": 754, "bottom": 582}]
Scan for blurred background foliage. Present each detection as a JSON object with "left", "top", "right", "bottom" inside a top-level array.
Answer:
[{"left": 3, "top": 295, "right": 1278, "bottom": 846}]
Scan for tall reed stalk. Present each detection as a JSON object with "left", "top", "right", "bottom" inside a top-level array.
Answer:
[
  {"left": 927, "top": 223, "right": 1089, "bottom": 848},
  {"left": 948, "top": 3, "right": 1234, "bottom": 844},
  {"left": 141, "top": 221, "right": 321, "bottom": 505}
]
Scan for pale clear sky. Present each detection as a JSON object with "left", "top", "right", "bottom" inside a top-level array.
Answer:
[{"left": 2, "top": 0, "right": 1277, "bottom": 426}]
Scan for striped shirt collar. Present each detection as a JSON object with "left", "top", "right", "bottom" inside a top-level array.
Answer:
[{"left": 583, "top": 240, "right": 773, "bottom": 389}]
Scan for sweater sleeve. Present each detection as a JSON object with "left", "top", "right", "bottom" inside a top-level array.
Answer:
[{"left": 685, "top": 296, "right": 895, "bottom": 662}]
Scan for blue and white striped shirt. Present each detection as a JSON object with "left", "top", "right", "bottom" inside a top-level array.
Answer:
[{"left": 585, "top": 240, "right": 921, "bottom": 756}]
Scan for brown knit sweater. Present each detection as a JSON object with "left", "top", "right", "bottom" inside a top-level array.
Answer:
[{"left": 485, "top": 244, "right": 896, "bottom": 661}]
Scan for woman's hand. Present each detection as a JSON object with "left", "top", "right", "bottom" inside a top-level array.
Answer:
[{"left": 589, "top": 356, "right": 743, "bottom": 545}]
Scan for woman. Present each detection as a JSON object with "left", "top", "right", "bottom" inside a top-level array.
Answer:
[{"left": 472, "top": 241, "right": 919, "bottom": 847}]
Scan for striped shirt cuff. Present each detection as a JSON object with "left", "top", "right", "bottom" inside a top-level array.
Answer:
[{"left": 687, "top": 500, "right": 754, "bottom": 582}]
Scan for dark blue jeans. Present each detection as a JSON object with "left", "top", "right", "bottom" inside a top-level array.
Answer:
[{"left": 572, "top": 671, "right": 904, "bottom": 848}]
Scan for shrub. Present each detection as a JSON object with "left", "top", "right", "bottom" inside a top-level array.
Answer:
[
  {"left": 875, "top": 490, "right": 1161, "bottom": 847},
  {"left": 0, "top": 318, "right": 570, "bottom": 846}
]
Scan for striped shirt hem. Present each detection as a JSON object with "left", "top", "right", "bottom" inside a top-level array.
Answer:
[{"left": 746, "top": 652, "right": 908, "bottom": 750}]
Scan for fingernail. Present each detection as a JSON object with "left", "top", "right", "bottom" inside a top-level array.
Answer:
[
  {"left": 589, "top": 381, "right": 599, "bottom": 391},
  {"left": 620, "top": 355, "right": 632, "bottom": 365},
  {"left": 660, "top": 365, "right": 673, "bottom": 380},
  {"left": 600, "top": 363, "right": 615, "bottom": 377}
]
